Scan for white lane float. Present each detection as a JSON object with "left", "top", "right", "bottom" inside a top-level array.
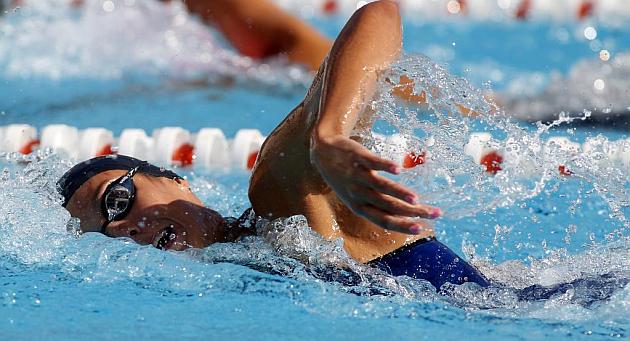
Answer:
[
  {"left": 1, "top": 124, "right": 628, "bottom": 175},
  {"left": 0, "top": 124, "right": 268, "bottom": 171},
  {"left": 41, "top": 124, "right": 80, "bottom": 160},
  {"left": 0, "top": 124, "right": 39, "bottom": 155},
  {"left": 231, "top": 129, "right": 265, "bottom": 170},
  {"left": 118, "top": 129, "right": 154, "bottom": 162},
  {"left": 79, "top": 128, "right": 114, "bottom": 161},
  {"left": 194, "top": 128, "right": 230, "bottom": 170}
]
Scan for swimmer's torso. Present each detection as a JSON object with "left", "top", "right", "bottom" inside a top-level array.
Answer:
[{"left": 249, "top": 63, "right": 434, "bottom": 263}]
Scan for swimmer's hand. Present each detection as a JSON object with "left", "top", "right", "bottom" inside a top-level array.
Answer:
[{"left": 310, "top": 133, "right": 441, "bottom": 235}]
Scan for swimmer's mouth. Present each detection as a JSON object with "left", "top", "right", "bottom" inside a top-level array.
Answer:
[{"left": 154, "top": 225, "right": 176, "bottom": 250}]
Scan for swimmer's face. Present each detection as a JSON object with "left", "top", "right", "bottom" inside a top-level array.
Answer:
[{"left": 66, "top": 170, "right": 227, "bottom": 251}]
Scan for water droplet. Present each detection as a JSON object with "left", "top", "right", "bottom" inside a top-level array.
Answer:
[{"left": 583, "top": 26, "right": 597, "bottom": 40}]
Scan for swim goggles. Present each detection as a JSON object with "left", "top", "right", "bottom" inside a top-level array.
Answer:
[{"left": 100, "top": 166, "right": 139, "bottom": 233}]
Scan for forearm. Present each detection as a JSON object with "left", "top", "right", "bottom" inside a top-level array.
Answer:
[
  {"left": 313, "top": 1, "right": 402, "bottom": 140},
  {"left": 299, "top": 1, "right": 438, "bottom": 235},
  {"left": 392, "top": 75, "right": 479, "bottom": 117}
]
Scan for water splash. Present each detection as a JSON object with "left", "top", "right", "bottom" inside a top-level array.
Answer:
[
  {"left": 0, "top": 151, "right": 74, "bottom": 265},
  {"left": 0, "top": 150, "right": 627, "bottom": 328},
  {"left": 363, "top": 54, "right": 628, "bottom": 233}
]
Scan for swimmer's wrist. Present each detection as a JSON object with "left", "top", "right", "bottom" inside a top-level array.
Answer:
[
  {"left": 311, "top": 126, "right": 340, "bottom": 150},
  {"left": 312, "top": 120, "right": 346, "bottom": 139}
]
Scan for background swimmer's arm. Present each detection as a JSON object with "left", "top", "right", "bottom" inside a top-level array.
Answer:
[
  {"left": 178, "top": 0, "right": 332, "bottom": 71},
  {"left": 309, "top": 1, "right": 441, "bottom": 235},
  {"left": 391, "top": 75, "right": 480, "bottom": 117}
]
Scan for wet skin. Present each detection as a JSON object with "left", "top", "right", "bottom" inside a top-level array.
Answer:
[
  {"left": 65, "top": 170, "right": 244, "bottom": 251},
  {"left": 65, "top": 1, "right": 439, "bottom": 263}
]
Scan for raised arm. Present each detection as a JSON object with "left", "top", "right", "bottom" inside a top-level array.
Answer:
[
  {"left": 309, "top": 1, "right": 441, "bottom": 235},
  {"left": 179, "top": 0, "right": 332, "bottom": 71}
]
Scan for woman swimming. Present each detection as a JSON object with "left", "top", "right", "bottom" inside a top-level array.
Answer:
[
  {"left": 58, "top": 1, "right": 489, "bottom": 290},
  {"left": 6, "top": 0, "right": 332, "bottom": 71}
]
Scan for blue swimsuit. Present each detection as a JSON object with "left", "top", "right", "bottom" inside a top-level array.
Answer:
[
  {"left": 239, "top": 209, "right": 488, "bottom": 290},
  {"left": 369, "top": 238, "right": 490, "bottom": 290}
]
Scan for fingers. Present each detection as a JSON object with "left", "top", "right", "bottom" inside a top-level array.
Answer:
[
  {"left": 351, "top": 147, "right": 442, "bottom": 220},
  {"left": 361, "top": 172, "right": 417, "bottom": 204},
  {"left": 358, "top": 188, "right": 439, "bottom": 219},
  {"left": 355, "top": 147, "right": 401, "bottom": 174},
  {"left": 359, "top": 205, "right": 432, "bottom": 235}
]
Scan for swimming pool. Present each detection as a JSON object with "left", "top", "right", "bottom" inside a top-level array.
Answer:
[{"left": 1, "top": 0, "right": 629, "bottom": 339}]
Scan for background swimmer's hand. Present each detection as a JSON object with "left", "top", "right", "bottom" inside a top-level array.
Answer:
[{"left": 310, "top": 133, "right": 442, "bottom": 235}]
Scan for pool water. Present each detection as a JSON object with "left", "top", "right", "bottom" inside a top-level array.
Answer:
[{"left": 1, "top": 1, "right": 629, "bottom": 339}]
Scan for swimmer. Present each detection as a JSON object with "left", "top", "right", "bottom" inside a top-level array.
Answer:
[
  {"left": 160, "top": 0, "right": 332, "bottom": 71},
  {"left": 5, "top": 0, "right": 332, "bottom": 71},
  {"left": 58, "top": 1, "right": 489, "bottom": 290}
]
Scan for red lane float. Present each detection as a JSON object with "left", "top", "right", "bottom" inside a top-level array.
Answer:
[
  {"left": 232, "top": 129, "right": 265, "bottom": 170},
  {"left": 457, "top": 0, "right": 467, "bottom": 14},
  {"left": 480, "top": 151, "right": 503, "bottom": 174},
  {"left": 403, "top": 151, "right": 426, "bottom": 169},
  {"left": 545, "top": 137, "right": 581, "bottom": 177},
  {"left": 152, "top": 127, "right": 199, "bottom": 167},
  {"left": 578, "top": 0, "right": 595, "bottom": 19},
  {"left": 464, "top": 133, "right": 504, "bottom": 174},
  {"left": 172, "top": 143, "right": 194, "bottom": 167},
  {"left": 515, "top": 0, "right": 532, "bottom": 20},
  {"left": 322, "top": 0, "right": 338, "bottom": 15}
]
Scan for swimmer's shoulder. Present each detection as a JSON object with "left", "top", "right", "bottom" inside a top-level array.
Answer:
[
  {"left": 249, "top": 59, "right": 331, "bottom": 210},
  {"left": 248, "top": 102, "right": 329, "bottom": 214}
]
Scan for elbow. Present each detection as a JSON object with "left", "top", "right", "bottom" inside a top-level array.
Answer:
[
  {"left": 358, "top": 0, "right": 400, "bottom": 19},
  {"left": 354, "top": 0, "right": 402, "bottom": 52},
  {"left": 354, "top": 1, "right": 401, "bottom": 38}
]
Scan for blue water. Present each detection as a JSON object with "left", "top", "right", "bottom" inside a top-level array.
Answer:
[{"left": 1, "top": 1, "right": 629, "bottom": 340}]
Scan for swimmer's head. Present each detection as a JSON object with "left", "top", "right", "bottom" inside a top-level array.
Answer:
[{"left": 58, "top": 155, "right": 232, "bottom": 250}]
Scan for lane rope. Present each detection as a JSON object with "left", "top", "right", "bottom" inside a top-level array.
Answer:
[{"left": 0, "top": 124, "right": 628, "bottom": 174}]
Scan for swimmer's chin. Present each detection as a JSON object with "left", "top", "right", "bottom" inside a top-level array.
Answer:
[
  {"left": 142, "top": 205, "right": 253, "bottom": 252},
  {"left": 154, "top": 208, "right": 244, "bottom": 251}
]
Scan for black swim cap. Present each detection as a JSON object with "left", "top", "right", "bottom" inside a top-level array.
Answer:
[{"left": 57, "top": 155, "right": 182, "bottom": 207}]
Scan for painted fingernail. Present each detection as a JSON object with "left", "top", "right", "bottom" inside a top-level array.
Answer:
[
  {"left": 390, "top": 165, "right": 401, "bottom": 174},
  {"left": 430, "top": 208, "right": 442, "bottom": 218},
  {"left": 405, "top": 195, "right": 417, "bottom": 204},
  {"left": 409, "top": 225, "right": 421, "bottom": 234}
]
